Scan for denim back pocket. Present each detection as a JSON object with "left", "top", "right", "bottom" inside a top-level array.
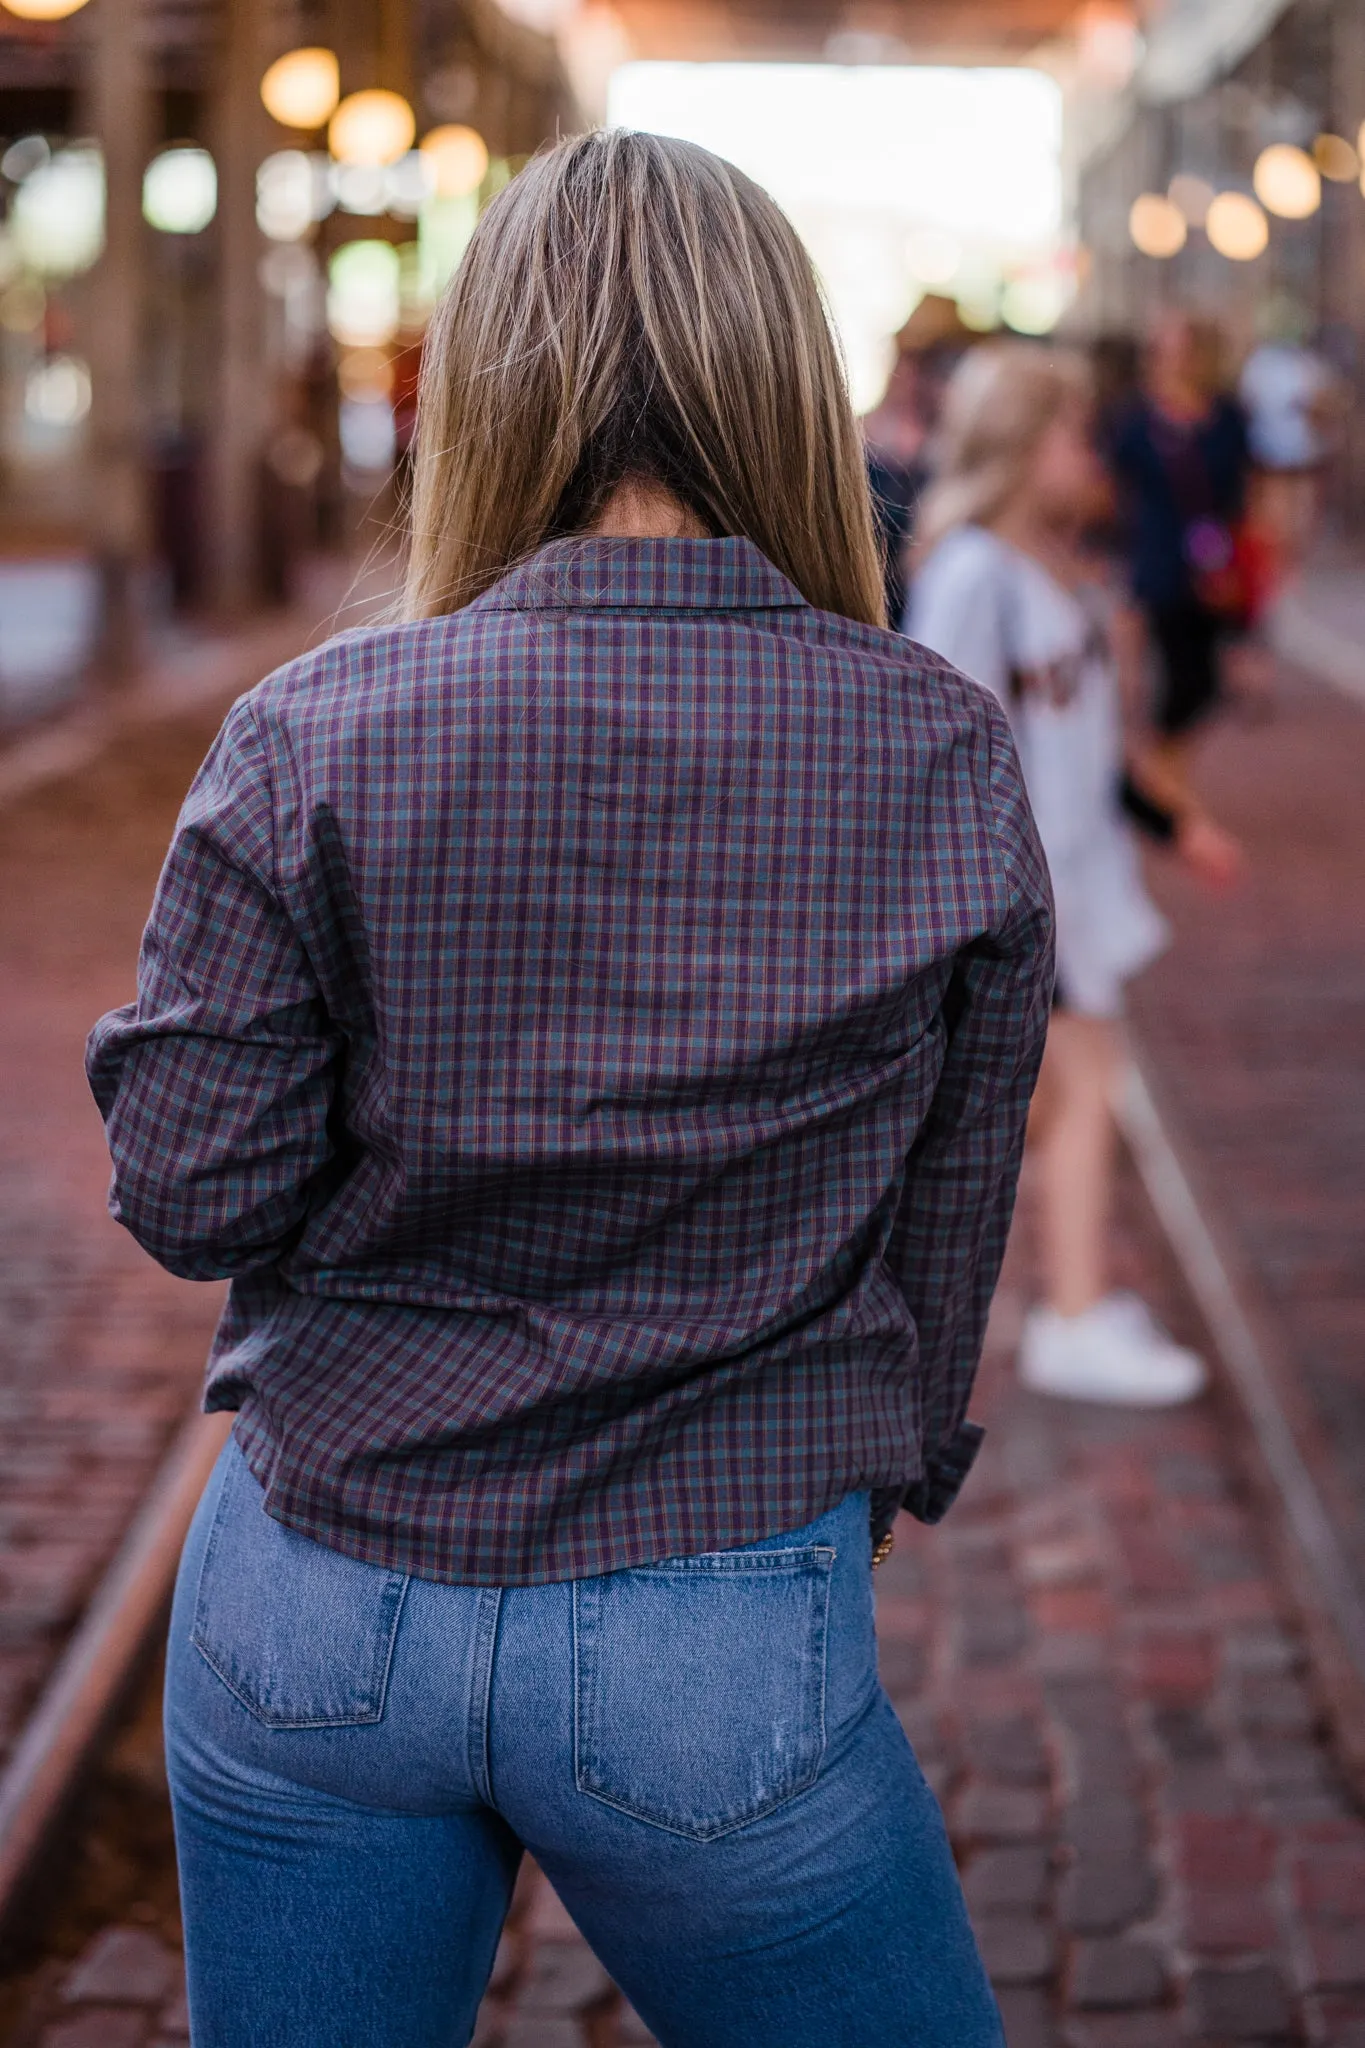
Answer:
[
  {"left": 574, "top": 1545, "right": 834, "bottom": 1841},
  {"left": 190, "top": 1446, "right": 408, "bottom": 1729}
]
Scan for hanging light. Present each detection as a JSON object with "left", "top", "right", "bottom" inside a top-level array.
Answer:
[
  {"left": 1313, "top": 133, "right": 1359, "bottom": 182},
  {"left": 1167, "top": 173, "right": 1213, "bottom": 228},
  {"left": 1205, "top": 191, "right": 1269, "bottom": 261},
  {"left": 0, "top": 0, "right": 90, "bottom": 19},
  {"left": 420, "top": 125, "right": 489, "bottom": 199},
  {"left": 327, "top": 237, "right": 401, "bottom": 345},
  {"left": 1128, "top": 193, "right": 1186, "bottom": 259},
  {"left": 1252, "top": 144, "right": 1320, "bottom": 220},
  {"left": 1001, "top": 272, "right": 1069, "bottom": 336},
  {"left": 11, "top": 146, "right": 104, "bottom": 276},
  {"left": 261, "top": 47, "right": 341, "bottom": 131},
  {"left": 142, "top": 147, "right": 217, "bottom": 234},
  {"left": 329, "top": 89, "right": 415, "bottom": 169}
]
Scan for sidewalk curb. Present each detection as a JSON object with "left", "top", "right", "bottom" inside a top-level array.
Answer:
[
  {"left": 0, "top": 1410, "right": 231, "bottom": 1942},
  {"left": 0, "top": 613, "right": 317, "bottom": 815},
  {"left": 0, "top": 562, "right": 381, "bottom": 816},
  {"left": 1270, "top": 590, "right": 1365, "bottom": 709},
  {"left": 1119, "top": 1045, "right": 1365, "bottom": 1798}
]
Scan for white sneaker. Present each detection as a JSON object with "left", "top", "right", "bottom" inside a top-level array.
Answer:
[{"left": 1018, "top": 1293, "right": 1208, "bottom": 1407}]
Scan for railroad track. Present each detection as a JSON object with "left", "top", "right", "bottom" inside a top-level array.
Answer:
[{"left": 0, "top": 1410, "right": 230, "bottom": 1944}]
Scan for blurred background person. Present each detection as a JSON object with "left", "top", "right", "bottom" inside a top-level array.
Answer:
[
  {"left": 864, "top": 294, "right": 973, "bottom": 626},
  {"left": 1239, "top": 307, "right": 1343, "bottom": 583},
  {"left": 1108, "top": 312, "right": 1259, "bottom": 789},
  {"left": 1089, "top": 330, "right": 1142, "bottom": 449},
  {"left": 907, "top": 342, "right": 1241, "bottom": 1406}
]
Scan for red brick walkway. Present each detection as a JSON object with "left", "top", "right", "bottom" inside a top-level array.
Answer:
[
  {"left": 0, "top": 559, "right": 383, "bottom": 1777},
  {"left": 1130, "top": 658, "right": 1365, "bottom": 1619},
  {"left": 0, "top": 713, "right": 232, "bottom": 1776}
]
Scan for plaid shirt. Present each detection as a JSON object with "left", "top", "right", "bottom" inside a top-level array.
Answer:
[{"left": 87, "top": 538, "right": 1052, "bottom": 1585}]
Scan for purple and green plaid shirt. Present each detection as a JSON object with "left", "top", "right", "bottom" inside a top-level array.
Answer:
[{"left": 87, "top": 537, "right": 1052, "bottom": 1584}]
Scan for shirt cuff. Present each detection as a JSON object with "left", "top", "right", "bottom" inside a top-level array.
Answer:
[{"left": 901, "top": 1420, "right": 986, "bottom": 1525}]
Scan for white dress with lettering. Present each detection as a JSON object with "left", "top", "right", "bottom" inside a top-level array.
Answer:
[{"left": 906, "top": 524, "right": 1168, "bottom": 1019}]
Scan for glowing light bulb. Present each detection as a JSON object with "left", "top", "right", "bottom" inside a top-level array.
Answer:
[
  {"left": 1313, "top": 133, "right": 1358, "bottom": 183},
  {"left": 1205, "top": 191, "right": 1269, "bottom": 261},
  {"left": 329, "top": 90, "right": 415, "bottom": 170},
  {"left": 12, "top": 146, "right": 104, "bottom": 277},
  {"left": 0, "top": 0, "right": 90, "bottom": 20},
  {"left": 327, "top": 238, "right": 401, "bottom": 346},
  {"left": 420, "top": 125, "right": 489, "bottom": 199},
  {"left": 261, "top": 47, "right": 341, "bottom": 131},
  {"left": 1252, "top": 144, "right": 1320, "bottom": 220},
  {"left": 142, "top": 147, "right": 217, "bottom": 234},
  {"left": 1128, "top": 193, "right": 1186, "bottom": 258}
]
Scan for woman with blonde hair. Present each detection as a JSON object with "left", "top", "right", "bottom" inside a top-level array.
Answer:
[
  {"left": 908, "top": 341, "right": 1239, "bottom": 1406},
  {"left": 88, "top": 131, "right": 1053, "bottom": 2047}
]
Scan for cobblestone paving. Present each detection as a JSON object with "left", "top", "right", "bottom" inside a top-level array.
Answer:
[
  {"left": 0, "top": 710, "right": 236, "bottom": 1772},
  {"left": 0, "top": 558, "right": 380, "bottom": 1772},
  {"left": 1130, "top": 663, "right": 1365, "bottom": 1607},
  {"left": 6, "top": 1154, "right": 1365, "bottom": 2046}
]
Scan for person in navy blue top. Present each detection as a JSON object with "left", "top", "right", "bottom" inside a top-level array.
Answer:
[{"left": 1109, "top": 312, "right": 1251, "bottom": 755}]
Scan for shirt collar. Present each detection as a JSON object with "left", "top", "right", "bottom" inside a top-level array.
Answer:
[{"left": 466, "top": 536, "right": 809, "bottom": 616}]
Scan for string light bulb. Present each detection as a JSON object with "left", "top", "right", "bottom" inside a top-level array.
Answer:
[
  {"left": 419, "top": 124, "right": 489, "bottom": 199},
  {"left": 329, "top": 90, "right": 416, "bottom": 170},
  {"left": 0, "top": 0, "right": 90, "bottom": 19},
  {"left": 1129, "top": 193, "right": 1186, "bottom": 259},
  {"left": 1206, "top": 191, "right": 1269, "bottom": 261},
  {"left": 261, "top": 48, "right": 340, "bottom": 131},
  {"left": 1252, "top": 144, "right": 1320, "bottom": 220},
  {"left": 1313, "top": 133, "right": 1359, "bottom": 183}
]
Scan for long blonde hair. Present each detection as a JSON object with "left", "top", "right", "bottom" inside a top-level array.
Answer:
[
  {"left": 916, "top": 342, "right": 1091, "bottom": 555},
  {"left": 403, "top": 128, "right": 886, "bottom": 627}
]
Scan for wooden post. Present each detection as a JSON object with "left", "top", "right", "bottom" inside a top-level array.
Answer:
[
  {"left": 82, "top": 0, "right": 153, "bottom": 680},
  {"left": 206, "top": 0, "right": 273, "bottom": 612}
]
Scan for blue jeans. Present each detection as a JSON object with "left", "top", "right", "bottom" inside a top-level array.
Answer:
[{"left": 165, "top": 1440, "right": 1002, "bottom": 2048}]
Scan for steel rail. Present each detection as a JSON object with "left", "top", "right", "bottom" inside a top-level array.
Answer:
[
  {"left": 1119, "top": 1046, "right": 1365, "bottom": 1793},
  {"left": 0, "top": 1409, "right": 231, "bottom": 1935}
]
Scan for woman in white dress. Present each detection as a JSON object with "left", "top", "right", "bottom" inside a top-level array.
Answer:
[{"left": 907, "top": 344, "right": 1241, "bottom": 1405}]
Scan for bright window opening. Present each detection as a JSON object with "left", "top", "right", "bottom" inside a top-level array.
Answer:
[{"left": 608, "top": 61, "right": 1066, "bottom": 411}]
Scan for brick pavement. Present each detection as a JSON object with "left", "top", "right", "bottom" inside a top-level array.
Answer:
[
  {"left": 1129, "top": 659, "right": 1365, "bottom": 1637},
  {"left": 7, "top": 1149, "right": 1365, "bottom": 2046},
  {"left": 0, "top": 711, "right": 234, "bottom": 1775},
  {"left": 0, "top": 555, "right": 385, "bottom": 1776}
]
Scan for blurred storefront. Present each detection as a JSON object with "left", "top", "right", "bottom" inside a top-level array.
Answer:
[
  {"left": 1075, "top": 0, "right": 1365, "bottom": 522},
  {"left": 0, "top": 0, "right": 577, "bottom": 719}
]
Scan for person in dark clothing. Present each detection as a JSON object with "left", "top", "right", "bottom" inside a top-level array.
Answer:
[
  {"left": 1108, "top": 312, "right": 1252, "bottom": 766},
  {"left": 864, "top": 294, "right": 973, "bottom": 624},
  {"left": 867, "top": 437, "right": 926, "bottom": 628}
]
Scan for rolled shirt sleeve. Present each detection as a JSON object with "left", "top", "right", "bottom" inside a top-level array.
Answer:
[
  {"left": 86, "top": 697, "right": 343, "bottom": 1281},
  {"left": 887, "top": 699, "right": 1054, "bottom": 1523}
]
